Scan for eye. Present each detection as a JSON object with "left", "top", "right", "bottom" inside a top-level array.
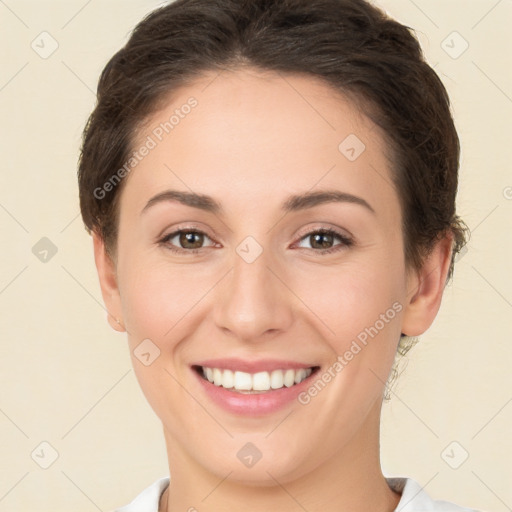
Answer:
[
  {"left": 158, "top": 228, "right": 216, "bottom": 254},
  {"left": 158, "top": 226, "right": 353, "bottom": 255},
  {"left": 295, "top": 228, "right": 353, "bottom": 254}
]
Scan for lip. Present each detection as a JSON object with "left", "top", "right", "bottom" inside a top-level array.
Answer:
[
  {"left": 192, "top": 358, "right": 316, "bottom": 373},
  {"left": 191, "top": 361, "right": 320, "bottom": 417}
]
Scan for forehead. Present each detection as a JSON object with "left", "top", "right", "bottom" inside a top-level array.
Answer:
[{"left": 122, "top": 67, "right": 398, "bottom": 221}]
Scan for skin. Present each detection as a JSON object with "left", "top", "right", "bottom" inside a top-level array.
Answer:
[{"left": 93, "top": 67, "right": 453, "bottom": 512}]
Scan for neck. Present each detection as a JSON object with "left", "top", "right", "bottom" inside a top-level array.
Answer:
[{"left": 160, "top": 399, "right": 401, "bottom": 512}]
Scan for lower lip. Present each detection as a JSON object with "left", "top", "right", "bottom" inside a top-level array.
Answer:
[{"left": 192, "top": 367, "right": 319, "bottom": 416}]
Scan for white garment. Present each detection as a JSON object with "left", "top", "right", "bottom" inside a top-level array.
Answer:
[{"left": 111, "top": 475, "right": 480, "bottom": 511}]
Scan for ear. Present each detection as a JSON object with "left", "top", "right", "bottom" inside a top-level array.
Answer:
[
  {"left": 92, "top": 231, "right": 126, "bottom": 332},
  {"left": 401, "top": 231, "right": 454, "bottom": 337}
]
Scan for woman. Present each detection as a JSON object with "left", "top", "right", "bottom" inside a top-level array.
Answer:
[{"left": 77, "top": 0, "right": 478, "bottom": 510}]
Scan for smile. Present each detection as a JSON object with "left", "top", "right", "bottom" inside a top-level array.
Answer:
[{"left": 196, "top": 366, "right": 316, "bottom": 393}]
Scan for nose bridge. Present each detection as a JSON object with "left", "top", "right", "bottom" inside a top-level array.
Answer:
[{"left": 213, "top": 241, "right": 293, "bottom": 340}]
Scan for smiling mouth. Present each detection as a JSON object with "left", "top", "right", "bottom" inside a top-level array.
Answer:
[{"left": 192, "top": 365, "right": 320, "bottom": 394}]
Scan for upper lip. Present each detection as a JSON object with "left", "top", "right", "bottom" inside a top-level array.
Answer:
[{"left": 192, "top": 358, "right": 318, "bottom": 374}]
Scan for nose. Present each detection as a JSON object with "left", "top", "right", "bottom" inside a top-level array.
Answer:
[{"left": 213, "top": 246, "right": 294, "bottom": 342}]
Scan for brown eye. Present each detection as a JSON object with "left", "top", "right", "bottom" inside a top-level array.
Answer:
[
  {"left": 296, "top": 228, "right": 353, "bottom": 254},
  {"left": 178, "top": 231, "right": 204, "bottom": 249},
  {"left": 310, "top": 232, "right": 335, "bottom": 249},
  {"left": 159, "top": 229, "right": 215, "bottom": 254}
]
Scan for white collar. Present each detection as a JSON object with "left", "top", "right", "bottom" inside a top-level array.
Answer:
[{"left": 113, "top": 475, "right": 479, "bottom": 512}]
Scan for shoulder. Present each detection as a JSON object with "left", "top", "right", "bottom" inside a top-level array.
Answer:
[
  {"left": 386, "top": 476, "right": 482, "bottom": 511},
  {"left": 108, "top": 476, "right": 170, "bottom": 512}
]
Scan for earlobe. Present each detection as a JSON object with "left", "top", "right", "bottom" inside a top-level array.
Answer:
[
  {"left": 92, "top": 231, "right": 126, "bottom": 333},
  {"left": 400, "top": 232, "right": 454, "bottom": 337}
]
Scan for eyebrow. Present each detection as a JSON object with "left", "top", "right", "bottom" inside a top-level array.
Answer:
[{"left": 141, "top": 189, "right": 376, "bottom": 216}]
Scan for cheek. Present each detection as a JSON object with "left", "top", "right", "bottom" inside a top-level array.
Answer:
[
  {"left": 293, "top": 260, "right": 404, "bottom": 343},
  {"left": 117, "top": 249, "right": 220, "bottom": 353},
  {"left": 116, "top": 254, "right": 201, "bottom": 421},
  {"left": 291, "top": 260, "right": 406, "bottom": 404}
]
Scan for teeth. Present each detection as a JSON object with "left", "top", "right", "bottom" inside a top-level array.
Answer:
[
  {"left": 253, "top": 371, "right": 270, "bottom": 391},
  {"left": 294, "top": 368, "right": 307, "bottom": 384},
  {"left": 234, "top": 371, "right": 252, "bottom": 390},
  {"left": 201, "top": 366, "right": 313, "bottom": 392}
]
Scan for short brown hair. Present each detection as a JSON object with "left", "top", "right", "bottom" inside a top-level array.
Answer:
[
  {"left": 78, "top": 0, "right": 468, "bottom": 276},
  {"left": 77, "top": 0, "right": 469, "bottom": 379}
]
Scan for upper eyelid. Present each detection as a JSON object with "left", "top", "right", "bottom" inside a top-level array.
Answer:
[
  {"left": 294, "top": 224, "right": 352, "bottom": 241},
  {"left": 162, "top": 227, "right": 216, "bottom": 243}
]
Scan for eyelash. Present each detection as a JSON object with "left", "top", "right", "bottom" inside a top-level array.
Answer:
[{"left": 157, "top": 226, "right": 354, "bottom": 255}]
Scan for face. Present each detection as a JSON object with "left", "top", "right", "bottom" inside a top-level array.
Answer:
[{"left": 94, "top": 67, "right": 449, "bottom": 485}]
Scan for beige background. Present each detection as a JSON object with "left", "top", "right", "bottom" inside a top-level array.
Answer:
[{"left": 0, "top": 0, "right": 511, "bottom": 510}]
